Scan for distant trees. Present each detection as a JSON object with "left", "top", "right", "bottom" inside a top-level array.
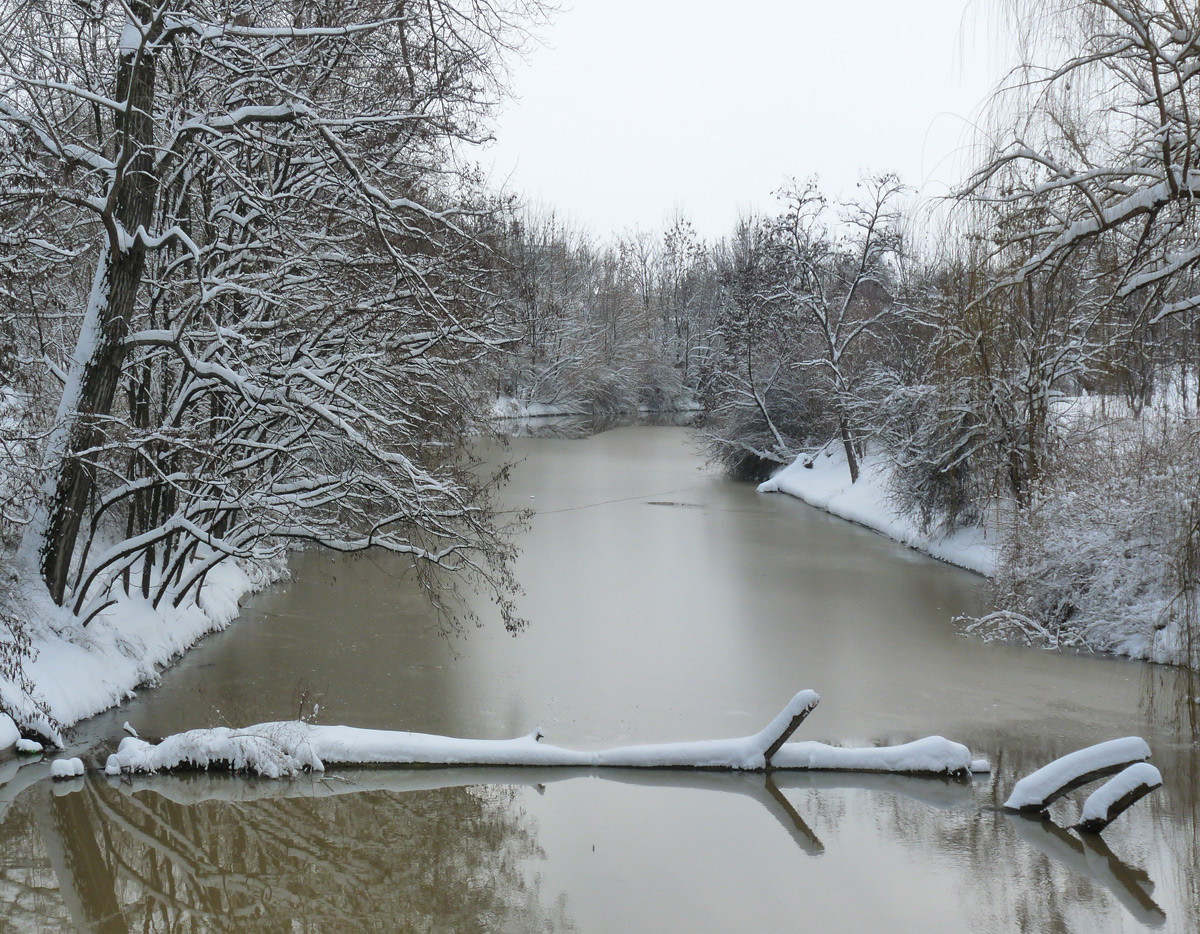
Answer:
[
  {"left": 0, "top": 0, "right": 543, "bottom": 626},
  {"left": 698, "top": 177, "right": 908, "bottom": 482},
  {"left": 491, "top": 209, "right": 705, "bottom": 416},
  {"left": 700, "top": 216, "right": 808, "bottom": 477}
]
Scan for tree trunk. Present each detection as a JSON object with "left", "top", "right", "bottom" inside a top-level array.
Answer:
[
  {"left": 839, "top": 418, "right": 860, "bottom": 484},
  {"left": 36, "top": 30, "right": 159, "bottom": 606}
]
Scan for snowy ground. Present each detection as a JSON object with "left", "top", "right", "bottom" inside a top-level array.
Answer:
[
  {"left": 1, "top": 556, "right": 276, "bottom": 746},
  {"left": 758, "top": 447, "right": 996, "bottom": 576}
]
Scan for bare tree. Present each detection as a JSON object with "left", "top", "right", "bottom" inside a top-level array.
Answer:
[{"left": 770, "top": 174, "right": 907, "bottom": 483}]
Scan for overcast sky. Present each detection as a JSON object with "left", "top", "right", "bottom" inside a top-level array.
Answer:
[{"left": 482, "top": 0, "right": 1009, "bottom": 239}]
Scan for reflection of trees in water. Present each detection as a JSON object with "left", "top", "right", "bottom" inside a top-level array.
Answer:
[
  {"left": 779, "top": 745, "right": 1190, "bottom": 932},
  {"left": 1140, "top": 664, "right": 1200, "bottom": 926},
  {"left": 0, "top": 786, "right": 76, "bottom": 931},
  {"left": 0, "top": 779, "right": 572, "bottom": 933},
  {"left": 1, "top": 753, "right": 1196, "bottom": 932}
]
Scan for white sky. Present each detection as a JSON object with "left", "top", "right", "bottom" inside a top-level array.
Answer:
[{"left": 482, "top": 0, "right": 1010, "bottom": 239}]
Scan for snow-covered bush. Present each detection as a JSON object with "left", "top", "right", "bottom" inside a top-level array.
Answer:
[
  {"left": 976, "top": 407, "right": 1199, "bottom": 666},
  {"left": 866, "top": 376, "right": 991, "bottom": 534}
]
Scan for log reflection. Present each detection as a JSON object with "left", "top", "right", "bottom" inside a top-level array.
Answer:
[{"left": 1007, "top": 813, "right": 1166, "bottom": 927}]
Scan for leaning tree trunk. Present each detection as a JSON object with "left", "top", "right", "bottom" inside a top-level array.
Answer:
[{"left": 35, "top": 34, "right": 159, "bottom": 606}]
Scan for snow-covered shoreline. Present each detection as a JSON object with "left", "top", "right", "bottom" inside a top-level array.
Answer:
[
  {"left": 1, "top": 556, "right": 279, "bottom": 746},
  {"left": 758, "top": 447, "right": 996, "bottom": 577}
]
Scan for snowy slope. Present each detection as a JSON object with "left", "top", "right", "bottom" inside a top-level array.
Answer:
[
  {"left": 1, "top": 557, "right": 277, "bottom": 744},
  {"left": 758, "top": 447, "right": 996, "bottom": 576}
]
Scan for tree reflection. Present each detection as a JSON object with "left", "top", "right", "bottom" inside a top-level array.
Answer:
[{"left": 0, "top": 775, "right": 572, "bottom": 933}]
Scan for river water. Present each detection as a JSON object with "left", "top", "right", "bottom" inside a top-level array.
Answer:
[{"left": 2, "top": 423, "right": 1197, "bottom": 932}]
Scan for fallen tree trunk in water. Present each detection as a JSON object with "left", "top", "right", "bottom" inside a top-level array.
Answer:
[
  {"left": 1003, "top": 737, "right": 1152, "bottom": 815},
  {"left": 101, "top": 690, "right": 987, "bottom": 779}
]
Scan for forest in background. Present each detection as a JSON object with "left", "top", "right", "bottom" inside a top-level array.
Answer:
[{"left": 2, "top": 0, "right": 1199, "bottom": 737}]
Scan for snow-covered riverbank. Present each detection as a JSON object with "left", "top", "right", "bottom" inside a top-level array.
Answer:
[
  {"left": 1, "top": 557, "right": 275, "bottom": 746},
  {"left": 758, "top": 448, "right": 996, "bottom": 576}
]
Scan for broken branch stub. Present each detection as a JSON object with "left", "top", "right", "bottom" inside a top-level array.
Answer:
[{"left": 762, "top": 692, "right": 821, "bottom": 765}]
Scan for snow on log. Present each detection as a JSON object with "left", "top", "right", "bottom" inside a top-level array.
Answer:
[
  {"left": 1074, "top": 763, "right": 1163, "bottom": 835},
  {"left": 101, "top": 689, "right": 980, "bottom": 779},
  {"left": 105, "top": 692, "right": 822, "bottom": 776},
  {"left": 771, "top": 736, "right": 974, "bottom": 776},
  {"left": 1004, "top": 737, "right": 1151, "bottom": 813},
  {"left": 590, "top": 690, "right": 822, "bottom": 770}
]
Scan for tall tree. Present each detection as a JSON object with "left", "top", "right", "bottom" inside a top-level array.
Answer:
[{"left": 0, "top": 0, "right": 541, "bottom": 624}]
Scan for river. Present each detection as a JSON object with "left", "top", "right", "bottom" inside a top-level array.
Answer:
[{"left": 1, "top": 423, "right": 1197, "bottom": 931}]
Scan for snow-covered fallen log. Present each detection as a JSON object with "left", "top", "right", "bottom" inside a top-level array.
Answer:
[
  {"left": 102, "top": 690, "right": 981, "bottom": 779},
  {"left": 1003, "top": 737, "right": 1151, "bottom": 814},
  {"left": 771, "top": 736, "right": 976, "bottom": 775},
  {"left": 1074, "top": 763, "right": 1163, "bottom": 834}
]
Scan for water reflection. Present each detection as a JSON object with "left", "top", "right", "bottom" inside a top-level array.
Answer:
[
  {"left": 1, "top": 771, "right": 572, "bottom": 933},
  {"left": 497, "top": 410, "right": 696, "bottom": 439},
  {"left": 1007, "top": 814, "right": 1165, "bottom": 926},
  {"left": 0, "top": 750, "right": 1193, "bottom": 932}
]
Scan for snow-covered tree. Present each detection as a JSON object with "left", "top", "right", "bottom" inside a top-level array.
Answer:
[
  {"left": 0, "top": 0, "right": 542, "bottom": 627},
  {"left": 964, "top": 0, "right": 1200, "bottom": 406},
  {"left": 770, "top": 174, "right": 907, "bottom": 483}
]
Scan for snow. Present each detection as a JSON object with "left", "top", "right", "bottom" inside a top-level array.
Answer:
[
  {"left": 118, "top": 16, "right": 143, "bottom": 55},
  {"left": 103, "top": 690, "right": 982, "bottom": 779},
  {"left": 1003, "top": 737, "right": 1152, "bottom": 811},
  {"left": 1, "top": 555, "right": 277, "bottom": 743},
  {"left": 758, "top": 447, "right": 996, "bottom": 576},
  {"left": 0, "top": 714, "right": 17, "bottom": 750},
  {"left": 1078, "top": 763, "right": 1163, "bottom": 825},
  {"left": 49, "top": 757, "right": 84, "bottom": 779},
  {"left": 14, "top": 739, "right": 41, "bottom": 755},
  {"left": 770, "top": 736, "right": 975, "bottom": 775}
]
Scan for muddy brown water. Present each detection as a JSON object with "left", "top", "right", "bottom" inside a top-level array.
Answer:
[{"left": 2, "top": 423, "right": 1197, "bottom": 932}]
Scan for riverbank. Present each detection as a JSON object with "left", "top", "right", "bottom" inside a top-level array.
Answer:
[
  {"left": 1, "top": 555, "right": 276, "bottom": 745},
  {"left": 758, "top": 447, "right": 996, "bottom": 577}
]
